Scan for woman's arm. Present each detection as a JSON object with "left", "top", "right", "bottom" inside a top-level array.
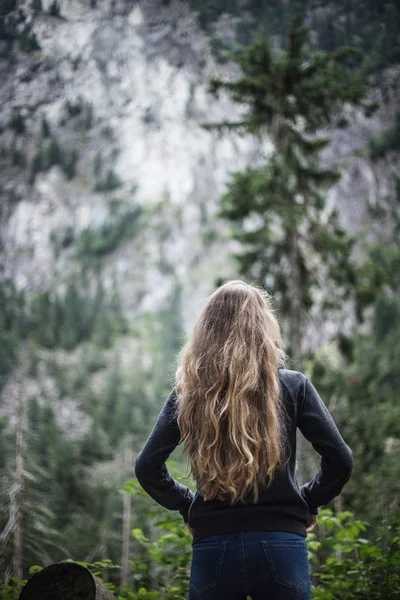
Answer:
[
  {"left": 134, "top": 388, "right": 194, "bottom": 522},
  {"left": 297, "top": 377, "right": 354, "bottom": 515}
]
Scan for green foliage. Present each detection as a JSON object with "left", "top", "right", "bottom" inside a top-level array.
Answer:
[
  {"left": 129, "top": 522, "right": 191, "bottom": 600},
  {"left": 48, "top": 1, "right": 61, "bottom": 17},
  {"left": 345, "top": 298, "right": 400, "bottom": 523},
  {"left": 190, "top": 0, "right": 400, "bottom": 72},
  {"left": 354, "top": 241, "right": 400, "bottom": 321},
  {"left": 93, "top": 151, "right": 102, "bottom": 177},
  {"left": 369, "top": 111, "right": 400, "bottom": 160},
  {"left": 206, "top": 21, "right": 371, "bottom": 360},
  {"left": 62, "top": 148, "right": 78, "bottom": 179},
  {"left": 9, "top": 111, "right": 25, "bottom": 134},
  {"left": 46, "top": 138, "right": 61, "bottom": 167},
  {"left": 122, "top": 465, "right": 193, "bottom": 599},
  {"left": 41, "top": 117, "right": 51, "bottom": 138},
  {"left": 209, "top": 32, "right": 231, "bottom": 64},
  {"left": 123, "top": 473, "right": 400, "bottom": 600},
  {"left": 65, "top": 98, "right": 82, "bottom": 117},
  {"left": 63, "top": 559, "right": 120, "bottom": 594},
  {"left": 0, "top": 415, "right": 14, "bottom": 571},
  {"left": 310, "top": 0, "right": 400, "bottom": 74},
  {"left": 0, "top": 279, "right": 24, "bottom": 389},
  {"left": 0, "top": 578, "right": 27, "bottom": 600},
  {"left": 29, "top": 137, "right": 78, "bottom": 182},
  {"left": 50, "top": 225, "right": 75, "bottom": 257},
  {"left": 94, "top": 169, "right": 123, "bottom": 193},
  {"left": 0, "top": 398, "right": 66, "bottom": 579},
  {"left": 29, "top": 149, "right": 44, "bottom": 182},
  {"left": 207, "top": 20, "right": 371, "bottom": 136},
  {"left": 0, "top": 1, "right": 40, "bottom": 53},
  {"left": 32, "top": 0, "right": 42, "bottom": 13},
  {"left": 11, "top": 143, "right": 26, "bottom": 167},
  {"left": 25, "top": 400, "right": 91, "bottom": 533},
  {"left": 309, "top": 508, "right": 400, "bottom": 598},
  {"left": 84, "top": 103, "right": 94, "bottom": 129},
  {"left": 0, "top": 3, "right": 17, "bottom": 44},
  {"left": 189, "top": 0, "right": 307, "bottom": 47},
  {"left": 307, "top": 284, "right": 400, "bottom": 525},
  {"left": 0, "top": 272, "right": 128, "bottom": 388},
  {"left": 18, "top": 30, "right": 40, "bottom": 52},
  {"left": 5, "top": 478, "right": 399, "bottom": 598},
  {"left": 75, "top": 206, "right": 142, "bottom": 259}
]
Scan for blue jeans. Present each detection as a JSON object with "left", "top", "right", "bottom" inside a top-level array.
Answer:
[{"left": 188, "top": 531, "right": 311, "bottom": 600}]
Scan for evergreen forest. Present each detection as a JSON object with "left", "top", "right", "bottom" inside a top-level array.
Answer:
[{"left": 0, "top": 1, "right": 399, "bottom": 598}]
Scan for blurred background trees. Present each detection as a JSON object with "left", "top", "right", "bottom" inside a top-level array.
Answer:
[{"left": 0, "top": 0, "right": 399, "bottom": 597}]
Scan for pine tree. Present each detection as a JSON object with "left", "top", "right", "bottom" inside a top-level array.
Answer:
[
  {"left": 205, "top": 17, "right": 374, "bottom": 481},
  {"left": 0, "top": 349, "right": 62, "bottom": 582}
]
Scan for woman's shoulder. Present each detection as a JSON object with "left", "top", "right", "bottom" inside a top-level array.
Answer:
[{"left": 278, "top": 366, "right": 308, "bottom": 402}]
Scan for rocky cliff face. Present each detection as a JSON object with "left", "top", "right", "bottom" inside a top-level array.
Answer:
[
  {"left": 1, "top": 0, "right": 264, "bottom": 330},
  {"left": 1, "top": 0, "right": 399, "bottom": 429}
]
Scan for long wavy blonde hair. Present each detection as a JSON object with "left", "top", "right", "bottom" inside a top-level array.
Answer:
[{"left": 175, "top": 280, "right": 288, "bottom": 505}]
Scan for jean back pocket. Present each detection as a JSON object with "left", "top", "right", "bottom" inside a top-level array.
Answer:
[
  {"left": 189, "top": 541, "right": 227, "bottom": 595},
  {"left": 261, "top": 539, "right": 310, "bottom": 593}
]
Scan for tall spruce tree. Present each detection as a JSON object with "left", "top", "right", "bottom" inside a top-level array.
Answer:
[
  {"left": 205, "top": 17, "right": 374, "bottom": 481},
  {"left": 0, "top": 349, "right": 62, "bottom": 582}
]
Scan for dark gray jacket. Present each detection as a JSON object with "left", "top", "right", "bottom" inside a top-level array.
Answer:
[{"left": 135, "top": 366, "right": 353, "bottom": 541}]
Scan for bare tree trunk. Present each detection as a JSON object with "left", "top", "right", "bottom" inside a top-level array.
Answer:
[
  {"left": 12, "top": 347, "right": 27, "bottom": 581},
  {"left": 120, "top": 490, "right": 131, "bottom": 588},
  {"left": 13, "top": 402, "right": 24, "bottom": 581},
  {"left": 120, "top": 442, "right": 132, "bottom": 589},
  {"left": 288, "top": 231, "right": 310, "bottom": 487},
  {"left": 100, "top": 537, "right": 109, "bottom": 583}
]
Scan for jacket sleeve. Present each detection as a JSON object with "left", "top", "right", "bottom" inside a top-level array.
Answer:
[
  {"left": 134, "top": 387, "right": 194, "bottom": 522},
  {"left": 297, "top": 377, "right": 354, "bottom": 515}
]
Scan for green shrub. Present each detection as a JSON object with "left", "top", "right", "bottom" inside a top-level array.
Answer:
[
  {"left": 0, "top": 577, "right": 27, "bottom": 600},
  {"left": 123, "top": 467, "right": 193, "bottom": 599},
  {"left": 125, "top": 475, "right": 400, "bottom": 600},
  {"left": 309, "top": 507, "right": 400, "bottom": 599},
  {"left": 5, "top": 483, "right": 398, "bottom": 600}
]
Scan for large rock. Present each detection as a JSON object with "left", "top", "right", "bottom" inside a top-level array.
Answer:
[{"left": 19, "top": 562, "right": 116, "bottom": 600}]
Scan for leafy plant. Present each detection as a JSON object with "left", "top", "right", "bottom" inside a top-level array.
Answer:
[{"left": 309, "top": 507, "right": 400, "bottom": 599}]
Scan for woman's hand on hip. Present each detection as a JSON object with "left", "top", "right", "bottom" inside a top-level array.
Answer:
[{"left": 306, "top": 514, "right": 318, "bottom": 535}]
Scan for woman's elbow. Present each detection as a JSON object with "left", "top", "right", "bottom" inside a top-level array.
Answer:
[
  {"left": 134, "top": 451, "right": 147, "bottom": 483},
  {"left": 341, "top": 445, "right": 354, "bottom": 480}
]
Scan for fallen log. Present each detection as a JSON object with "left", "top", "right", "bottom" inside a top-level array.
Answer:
[{"left": 19, "top": 562, "right": 117, "bottom": 600}]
